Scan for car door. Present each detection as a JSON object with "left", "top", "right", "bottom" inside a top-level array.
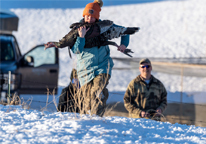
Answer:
[{"left": 18, "top": 45, "right": 59, "bottom": 94}]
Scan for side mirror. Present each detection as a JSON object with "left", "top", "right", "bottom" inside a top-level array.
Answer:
[{"left": 26, "top": 56, "right": 34, "bottom": 67}]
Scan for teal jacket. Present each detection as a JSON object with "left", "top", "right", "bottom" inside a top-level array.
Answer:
[{"left": 71, "top": 23, "right": 130, "bottom": 86}]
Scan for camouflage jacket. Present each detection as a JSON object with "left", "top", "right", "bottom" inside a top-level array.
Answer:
[{"left": 124, "top": 75, "right": 167, "bottom": 118}]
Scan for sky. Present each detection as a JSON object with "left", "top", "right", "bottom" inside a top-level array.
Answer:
[
  {"left": 0, "top": 0, "right": 206, "bottom": 143},
  {"left": 0, "top": 0, "right": 170, "bottom": 9}
]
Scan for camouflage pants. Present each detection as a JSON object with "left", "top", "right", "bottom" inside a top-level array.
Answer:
[{"left": 80, "top": 73, "right": 110, "bottom": 117}]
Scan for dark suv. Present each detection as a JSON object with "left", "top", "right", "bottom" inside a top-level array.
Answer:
[{"left": 0, "top": 10, "right": 59, "bottom": 102}]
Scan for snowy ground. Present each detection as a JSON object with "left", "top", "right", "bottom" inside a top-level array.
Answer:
[
  {"left": 1, "top": 105, "right": 206, "bottom": 143},
  {"left": 1, "top": 0, "right": 206, "bottom": 143}
]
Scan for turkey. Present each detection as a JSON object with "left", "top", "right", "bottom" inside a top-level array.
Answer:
[{"left": 44, "top": 20, "right": 139, "bottom": 57}]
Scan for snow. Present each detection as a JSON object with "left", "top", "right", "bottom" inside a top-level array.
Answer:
[
  {"left": 1, "top": 0, "right": 206, "bottom": 143},
  {"left": 1, "top": 105, "right": 206, "bottom": 143}
]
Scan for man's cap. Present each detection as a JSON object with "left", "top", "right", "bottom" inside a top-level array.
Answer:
[{"left": 139, "top": 58, "right": 151, "bottom": 65}]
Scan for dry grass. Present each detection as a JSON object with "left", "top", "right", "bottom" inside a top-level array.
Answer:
[
  {"left": 104, "top": 102, "right": 120, "bottom": 116},
  {"left": 1, "top": 62, "right": 116, "bottom": 119},
  {"left": 53, "top": 72, "right": 114, "bottom": 118},
  {"left": 0, "top": 93, "right": 32, "bottom": 110}
]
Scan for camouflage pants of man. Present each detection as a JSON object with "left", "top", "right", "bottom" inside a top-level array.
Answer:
[{"left": 80, "top": 73, "right": 110, "bottom": 117}]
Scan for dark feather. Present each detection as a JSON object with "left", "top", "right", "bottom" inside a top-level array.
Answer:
[
  {"left": 51, "top": 20, "right": 113, "bottom": 48},
  {"left": 46, "top": 20, "right": 140, "bottom": 57}
]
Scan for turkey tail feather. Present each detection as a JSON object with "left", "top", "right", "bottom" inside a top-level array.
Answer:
[{"left": 124, "top": 27, "right": 140, "bottom": 35}]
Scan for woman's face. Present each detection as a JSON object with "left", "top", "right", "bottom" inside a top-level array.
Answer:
[{"left": 84, "top": 15, "right": 96, "bottom": 23}]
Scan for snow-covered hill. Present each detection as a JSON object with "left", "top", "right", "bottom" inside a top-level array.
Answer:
[{"left": 1, "top": 105, "right": 206, "bottom": 143}]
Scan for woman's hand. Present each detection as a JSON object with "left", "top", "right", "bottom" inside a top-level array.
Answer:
[
  {"left": 117, "top": 44, "right": 126, "bottom": 52},
  {"left": 78, "top": 26, "right": 90, "bottom": 38},
  {"left": 44, "top": 42, "right": 57, "bottom": 50}
]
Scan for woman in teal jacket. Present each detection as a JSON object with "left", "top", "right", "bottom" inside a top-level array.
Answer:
[{"left": 71, "top": 0, "right": 130, "bottom": 116}]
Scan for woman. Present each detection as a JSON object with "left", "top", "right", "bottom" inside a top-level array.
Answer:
[{"left": 73, "top": 0, "right": 130, "bottom": 116}]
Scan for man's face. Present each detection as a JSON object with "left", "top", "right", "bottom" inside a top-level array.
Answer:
[
  {"left": 139, "top": 62, "right": 152, "bottom": 78},
  {"left": 84, "top": 15, "right": 96, "bottom": 23}
]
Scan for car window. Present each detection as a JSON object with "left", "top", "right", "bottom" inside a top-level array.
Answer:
[
  {"left": 14, "top": 38, "right": 21, "bottom": 59},
  {"left": 0, "top": 38, "right": 15, "bottom": 62},
  {"left": 24, "top": 45, "right": 56, "bottom": 67}
]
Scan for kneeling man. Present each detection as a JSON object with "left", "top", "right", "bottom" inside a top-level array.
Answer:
[{"left": 124, "top": 58, "right": 167, "bottom": 121}]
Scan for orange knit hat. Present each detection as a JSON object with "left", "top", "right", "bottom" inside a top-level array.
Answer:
[{"left": 83, "top": 0, "right": 103, "bottom": 20}]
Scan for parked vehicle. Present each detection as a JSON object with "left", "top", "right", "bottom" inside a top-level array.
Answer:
[{"left": 0, "top": 10, "right": 59, "bottom": 102}]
